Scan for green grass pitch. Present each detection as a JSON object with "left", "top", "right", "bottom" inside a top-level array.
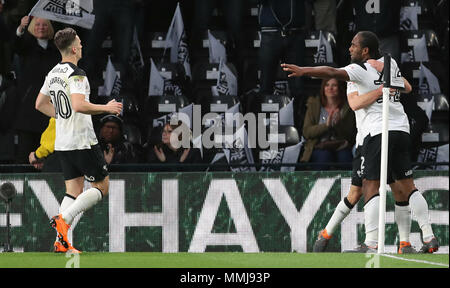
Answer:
[{"left": 0, "top": 252, "right": 448, "bottom": 268}]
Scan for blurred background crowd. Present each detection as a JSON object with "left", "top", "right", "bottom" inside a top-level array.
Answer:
[{"left": 0, "top": 0, "right": 448, "bottom": 172}]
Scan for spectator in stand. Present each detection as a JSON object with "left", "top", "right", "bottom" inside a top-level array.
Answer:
[
  {"left": 258, "top": 0, "right": 307, "bottom": 132},
  {"left": 0, "top": 0, "right": 12, "bottom": 75},
  {"left": 13, "top": 15, "right": 59, "bottom": 164},
  {"left": 146, "top": 121, "right": 202, "bottom": 171},
  {"left": 351, "top": 0, "right": 401, "bottom": 63},
  {"left": 28, "top": 117, "right": 61, "bottom": 172},
  {"left": 313, "top": 0, "right": 337, "bottom": 34},
  {"left": 81, "top": 0, "right": 137, "bottom": 91},
  {"left": 301, "top": 78, "right": 356, "bottom": 170},
  {"left": 98, "top": 114, "right": 142, "bottom": 165},
  {"left": 191, "top": 0, "right": 246, "bottom": 94}
]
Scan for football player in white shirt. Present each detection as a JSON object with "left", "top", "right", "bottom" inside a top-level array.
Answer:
[
  {"left": 35, "top": 28, "right": 123, "bottom": 253},
  {"left": 282, "top": 31, "right": 438, "bottom": 253}
]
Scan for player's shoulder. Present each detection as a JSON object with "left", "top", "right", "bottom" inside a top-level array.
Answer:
[
  {"left": 345, "top": 61, "right": 368, "bottom": 71},
  {"left": 67, "top": 63, "right": 87, "bottom": 78}
]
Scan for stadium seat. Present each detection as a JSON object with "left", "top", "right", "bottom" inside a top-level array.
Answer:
[{"left": 144, "top": 32, "right": 170, "bottom": 62}]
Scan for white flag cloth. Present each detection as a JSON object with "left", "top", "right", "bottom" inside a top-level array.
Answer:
[
  {"left": 400, "top": 6, "right": 421, "bottom": 30},
  {"left": 414, "top": 35, "right": 429, "bottom": 62},
  {"left": 98, "top": 57, "right": 121, "bottom": 97},
  {"left": 419, "top": 62, "right": 441, "bottom": 95},
  {"left": 280, "top": 142, "right": 303, "bottom": 172},
  {"left": 165, "top": 3, "right": 191, "bottom": 78},
  {"left": 148, "top": 58, "right": 165, "bottom": 96},
  {"left": 314, "top": 31, "right": 333, "bottom": 64},
  {"left": 29, "top": 0, "right": 95, "bottom": 29},
  {"left": 216, "top": 59, "right": 238, "bottom": 96},
  {"left": 279, "top": 99, "right": 294, "bottom": 126},
  {"left": 208, "top": 30, "right": 227, "bottom": 64}
]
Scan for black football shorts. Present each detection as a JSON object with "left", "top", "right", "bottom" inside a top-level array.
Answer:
[
  {"left": 360, "top": 131, "right": 413, "bottom": 183},
  {"left": 56, "top": 144, "right": 108, "bottom": 182}
]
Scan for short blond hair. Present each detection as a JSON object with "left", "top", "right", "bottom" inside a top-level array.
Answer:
[{"left": 27, "top": 17, "right": 54, "bottom": 40}]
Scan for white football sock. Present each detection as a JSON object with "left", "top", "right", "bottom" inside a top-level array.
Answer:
[
  {"left": 61, "top": 188, "right": 102, "bottom": 225},
  {"left": 409, "top": 190, "right": 434, "bottom": 242},
  {"left": 364, "top": 195, "right": 379, "bottom": 247},
  {"left": 395, "top": 204, "right": 411, "bottom": 243},
  {"left": 325, "top": 198, "right": 352, "bottom": 235}
]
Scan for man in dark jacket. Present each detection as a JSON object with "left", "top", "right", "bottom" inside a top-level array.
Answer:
[{"left": 258, "top": 0, "right": 307, "bottom": 132}]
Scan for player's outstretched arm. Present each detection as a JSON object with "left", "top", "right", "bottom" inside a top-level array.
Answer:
[
  {"left": 281, "top": 63, "right": 350, "bottom": 82},
  {"left": 71, "top": 93, "right": 123, "bottom": 115},
  {"left": 35, "top": 92, "right": 56, "bottom": 118}
]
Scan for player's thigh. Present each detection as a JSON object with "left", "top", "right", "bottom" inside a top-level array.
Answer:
[
  {"left": 360, "top": 135, "right": 382, "bottom": 181},
  {"left": 390, "top": 131, "right": 414, "bottom": 183},
  {"left": 79, "top": 144, "right": 109, "bottom": 184}
]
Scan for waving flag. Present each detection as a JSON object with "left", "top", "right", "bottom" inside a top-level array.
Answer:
[
  {"left": 148, "top": 58, "right": 165, "bottom": 96},
  {"left": 129, "top": 26, "right": 145, "bottom": 72},
  {"left": 223, "top": 126, "right": 256, "bottom": 172},
  {"left": 279, "top": 99, "right": 294, "bottom": 126},
  {"left": 164, "top": 3, "right": 191, "bottom": 78},
  {"left": 419, "top": 62, "right": 441, "bottom": 95},
  {"left": 400, "top": 6, "right": 421, "bottom": 30},
  {"left": 29, "top": 0, "right": 95, "bottom": 29},
  {"left": 215, "top": 59, "right": 237, "bottom": 96},
  {"left": 98, "top": 56, "right": 121, "bottom": 97},
  {"left": 314, "top": 31, "right": 333, "bottom": 64},
  {"left": 208, "top": 30, "right": 227, "bottom": 64}
]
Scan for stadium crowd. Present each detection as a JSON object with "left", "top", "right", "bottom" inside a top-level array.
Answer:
[{"left": 0, "top": 0, "right": 448, "bottom": 172}]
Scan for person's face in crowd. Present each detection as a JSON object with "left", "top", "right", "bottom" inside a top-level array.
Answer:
[
  {"left": 100, "top": 121, "right": 121, "bottom": 143},
  {"left": 162, "top": 124, "right": 173, "bottom": 145},
  {"left": 324, "top": 78, "right": 339, "bottom": 100},
  {"left": 34, "top": 18, "right": 50, "bottom": 39},
  {"left": 349, "top": 34, "right": 365, "bottom": 63}
]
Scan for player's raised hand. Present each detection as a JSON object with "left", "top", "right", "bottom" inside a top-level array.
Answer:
[
  {"left": 281, "top": 63, "right": 304, "bottom": 78},
  {"left": 105, "top": 99, "right": 123, "bottom": 116}
]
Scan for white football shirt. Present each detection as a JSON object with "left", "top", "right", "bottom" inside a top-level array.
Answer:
[
  {"left": 40, "top": 62, "right": 98, "bottom": 151},
  {"left": 342, "top": 57, "right": 410, "bottom": 143}
]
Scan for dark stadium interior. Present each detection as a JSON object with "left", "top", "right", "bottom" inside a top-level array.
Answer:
[{"left": 0, "top": 0, "right": 448, "bottom": 173}]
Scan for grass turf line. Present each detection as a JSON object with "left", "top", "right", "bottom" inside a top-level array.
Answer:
[{"left": 0, "top": 252, "right": 448, "bottom": 268}]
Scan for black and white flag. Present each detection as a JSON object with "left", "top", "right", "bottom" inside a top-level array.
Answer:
[
  {"left": 215, "top": 59, "right": 237, "bottom": 96},
  {"left": 259, "top": 141, "right": 303, "bottom": 172},
  {"left": 401, "top": 34, "right": 429, "bottom": 63},
  {"left": 223, "top": 125, "right": 256, "bottom": 172},
  {"left": 419, "top": 62, "right": 441, "bottom": 95},
  {"left": 208, "top": 30, "right": 227, "bottom": 64},
  {"left": 29, "top": 0, "right": 95, "bottom": 29},
  {"left": 148, "top": 58, "right": 165, "bottom": 96},
  {"left": 416, "top": 144, "right": 449, "bottom": 171},
  {"left": 314, "top": 31, "right": 333, "bottom": 64},
  {"left": 400, "top": 6, "right": 421, "bottom": 31},
  {"left": 129, "top": 26, "right": 145, "bottom": 72},
  {"left": 98, "top": 56, "right": 121, "bottom": 97},
  {"left": 165, "top": 3, "right": 191, "bottom": 78}
]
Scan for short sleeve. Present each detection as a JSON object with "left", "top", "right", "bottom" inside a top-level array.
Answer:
[
  {"left": 342, "top": 63, "right": 365, "bottom": 83},
  {"left": 68, "top": 75, "right": 88, "bottom": 95},
  {"left": 346, "top": 81, "right": 358, "bottom": 94}
]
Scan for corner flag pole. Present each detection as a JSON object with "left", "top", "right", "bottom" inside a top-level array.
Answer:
[{"left": 377, "top": 54, "right": 392, "bottom": 254}]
